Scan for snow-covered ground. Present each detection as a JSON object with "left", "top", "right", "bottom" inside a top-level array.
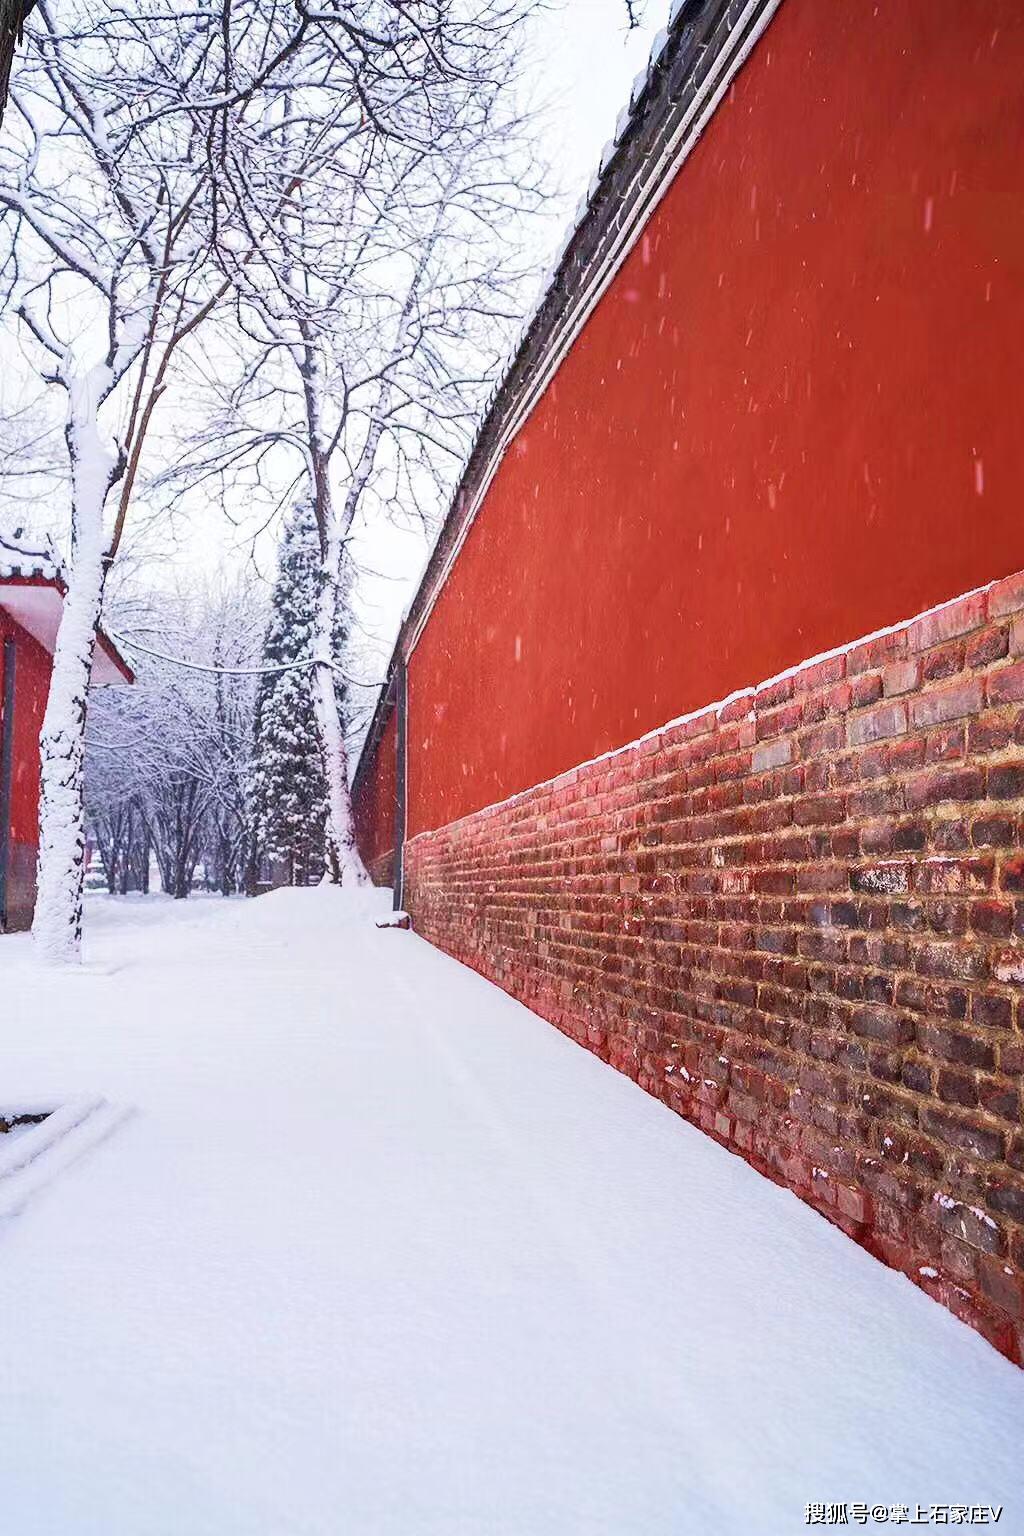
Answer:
[{"left": 1, "top": 889, "right": 1022, "bottom": 1535}]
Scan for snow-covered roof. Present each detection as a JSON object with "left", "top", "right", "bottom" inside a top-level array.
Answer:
[
  {"left": 0, "top": 523, "right": 133, "bottom": 685},
  {"left": 0, "top": 526, "right": 61, "bottom": 584}
]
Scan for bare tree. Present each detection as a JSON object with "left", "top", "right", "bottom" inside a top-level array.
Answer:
[
  {"left": 86, "top": 572, "right": 266, "bottom": 899},
  {"left": 163, "top": 5, "right": 538, "bottom": 883},
  {"left": 2, "top": 0, "right": 535, "bottom": 955},
  {"left": 0, "top": 0, "right": 242, "bottom": 957}
]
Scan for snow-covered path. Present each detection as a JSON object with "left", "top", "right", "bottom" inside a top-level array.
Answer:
[{"left": 2, "top": 889, "right": 1022, "bottom": 1535}]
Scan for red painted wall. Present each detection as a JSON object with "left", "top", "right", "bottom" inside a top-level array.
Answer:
[
  {"left": 354, "top": 708, "right": 398, "bottom": 871},
  {"left": 376, "top": 0, "right": 1024, "bottom": 846},
  {"left": 0, "top": 611, "right": 51, "bottom": 847}
]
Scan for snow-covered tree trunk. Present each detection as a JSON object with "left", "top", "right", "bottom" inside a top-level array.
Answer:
[
  {"left": 311, "top": 508, "right": 367, "bottom": 887},
  {"left": 34, "top": 393, "right": 119, "bottom": 963},
  {"left": 299, "top": 348, "right": 367, "bottom": 888}
]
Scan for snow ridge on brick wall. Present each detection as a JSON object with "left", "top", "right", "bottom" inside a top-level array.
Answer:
[{"left": 405, "top": 570, "right": 1024, "bottom": 1365}]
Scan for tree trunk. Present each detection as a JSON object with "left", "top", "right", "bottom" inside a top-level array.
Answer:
[
  {"left": 312, "top": 667, "right": 366, "bottom": 886},
  {"left": 118, "top": 811, "right": 130, "bottom": 896},
  {"left": 153, "top": 832, "right": 172, "bottom": 896},
  {"left": 242, "top": 829, "right": 259, "bottom": 897},
  {"left": 33, "top": 541, "right": 106, "bottom": 963},
  {"left": 33, "top": 375, "right": 121, "bottom": 964},
  {"left": 299, "top": 338, "right": 367, "bottom": 890},
  {"left": 310, "top": 511, "right": 367, "bottom": 888}
]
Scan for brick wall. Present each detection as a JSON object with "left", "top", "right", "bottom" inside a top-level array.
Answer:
[
  {"left": 1, "top": 841, "right": 36, "bottom": 932},
  {"left": 404, "top": 572, "right": 1024, "bottom": 1363},
  {"left": 367, "top": 850, "right": 395, "bottom": 889}
]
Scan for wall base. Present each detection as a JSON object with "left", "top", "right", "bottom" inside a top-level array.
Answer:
[{"left": 367, "top": 851, "right": 395, "bottom": 889}]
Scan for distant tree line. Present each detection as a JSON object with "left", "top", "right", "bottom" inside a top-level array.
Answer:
[{"left": 85, "top": 504, "right": 356, "bottom": 899}]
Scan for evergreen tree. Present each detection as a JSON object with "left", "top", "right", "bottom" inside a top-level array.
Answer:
[{"left": 249, "top": 502, "right": 348, "bottom": 886}]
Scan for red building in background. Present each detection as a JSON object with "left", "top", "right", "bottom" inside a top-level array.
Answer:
[
  {"left": 354, "top": 1, "right": 1024, "bottom": 1361},
  {"left": 0, "top": 528, "right": 132, "bottom": 932}
]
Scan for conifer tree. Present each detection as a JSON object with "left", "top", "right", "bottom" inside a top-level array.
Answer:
[{"left": 249, "top": 502, "right": 348, "bottom": 887}]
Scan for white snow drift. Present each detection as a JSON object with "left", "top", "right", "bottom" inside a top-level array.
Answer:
[{"left": 0, "top": 1095, "right": 131, "bottom": 1218}]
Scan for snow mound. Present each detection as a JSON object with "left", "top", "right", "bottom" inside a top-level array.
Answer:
[{"left": 220, "top": 881, "right": 393, "bottom": 937}]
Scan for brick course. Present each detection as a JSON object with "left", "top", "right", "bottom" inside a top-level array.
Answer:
[{"left": 402, "top": 574, "right": 1024, "bottom": 1363}]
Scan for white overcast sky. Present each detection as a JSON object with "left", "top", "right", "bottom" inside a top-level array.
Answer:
[{"left": 527, "top": 0, "right": 664, "bottom": 230}]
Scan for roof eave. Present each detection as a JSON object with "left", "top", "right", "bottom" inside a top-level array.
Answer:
[{"left": 0, "top": 572, "right": 135, "bottom": 685}]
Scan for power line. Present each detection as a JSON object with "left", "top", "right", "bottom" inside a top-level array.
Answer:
[{"left": 108, "top": 631, "right": 380, "bottom": 688}]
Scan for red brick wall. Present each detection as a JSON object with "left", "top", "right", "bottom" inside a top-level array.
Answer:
[
  {"left": 405, "top": 574, "right": 1024, "bottom": 1363},
  {"left": 367, "top": 850, "right": 395, "bottom": 889}
]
